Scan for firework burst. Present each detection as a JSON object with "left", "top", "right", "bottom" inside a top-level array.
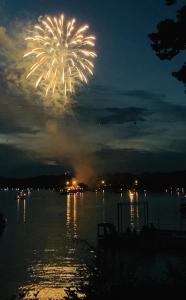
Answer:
[{"left": 23, "top": 14, "right": 96, "bottom": 100}]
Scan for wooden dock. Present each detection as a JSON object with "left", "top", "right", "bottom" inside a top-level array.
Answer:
[
  {"left": 97, "top": 200, "right": 186, "bottom": 255},
  {"left": 98, "top": 223, "right": 186, "bottom": 255}
]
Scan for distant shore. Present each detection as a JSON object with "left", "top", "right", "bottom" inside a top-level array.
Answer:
[{"left": 0, "top": 170, "right": 186, "bottom": 191}]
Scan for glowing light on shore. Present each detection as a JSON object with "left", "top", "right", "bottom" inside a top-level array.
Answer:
[{"left": 23, "top": 14, "right": 96, "bottom": 102}]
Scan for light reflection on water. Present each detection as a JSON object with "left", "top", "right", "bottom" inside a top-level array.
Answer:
[
  {"left": 21, "top": 260, "right": 87, "bottom": 299},
  {"left": 19, "top": 192, "right": 90, "bottom": 299},
  {"left": 118, "top": 191, "right": 146, "bottom": 232},
  {"left": 0, "top": 190, "right": 185, "bottom": 298}
]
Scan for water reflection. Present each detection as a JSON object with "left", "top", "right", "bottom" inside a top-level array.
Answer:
[
  {"left": 129, "top": 191, "right": 140, "bottom": 231},
  {"left": 17, "top": 197, "right": 20, "bottom": 222},
  {"left": 19, "top": 192, "right": 90, "bottom": 299},
  {"left": 17, "top": 196, "right": 27, "bottom": 223},
  {"left": 66, "top": 193, "right": 78, "bottom": 239},
  {"left": 118, "top": 191, "right": 148, "bottom": 231},
  {"left": 2, "top": 190, "right": 184, "bottom": 299},
  {"left": 19, "top": 287, "right": 66, "bottom": 300},
  {"left": 23, "top": 198, "right": 26, "bottom": 223}
]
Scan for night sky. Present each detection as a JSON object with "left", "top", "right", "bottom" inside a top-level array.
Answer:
[{"left": 0, "top": 0, "right": 186, "bottom": 177}]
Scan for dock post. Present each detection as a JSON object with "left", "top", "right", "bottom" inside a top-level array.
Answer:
[
  {"left": 146, "top": 201, "right": 149, "bottom": 226},
  {"left": 117, "top": 203, "right": 120, "bottom": 232},
  {"left": 143, "top": 201, "right": 146, "bottom": 226}
]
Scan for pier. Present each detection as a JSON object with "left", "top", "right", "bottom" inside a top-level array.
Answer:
[{"left": 98, "top": 200, "right": 186, "bottom": 255}]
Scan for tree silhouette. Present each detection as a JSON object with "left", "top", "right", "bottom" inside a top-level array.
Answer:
[
  {"left": 166, "top": 0, "right": 177, "bottom": 5},
  {"left": 149, "top": 1, "right": 186, "bottom": 91}
]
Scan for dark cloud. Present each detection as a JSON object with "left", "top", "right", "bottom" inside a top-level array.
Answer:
[
  {"left": 75, "top": 85, "right": 167, "bottom": 108},
  {"left": 98, "top": 107, "right": 148, "bottom": 125},
  {"left": 155, "top": 101, "right": 186, "bottom": 122},
  {"left": 1, "top": 80, "right": 186, "bottom": 175},
  {"left": 0, "top": 120, "right": 39, "bottom": 134},
  {"left": 168, "top": 139, "right": 186, "bottom": 152},
  {"left": 0, "top": 144, "right": 28, "bottom": 165},
  {"left": 120, "top": 90, "right": 166, "bottom": 101},
  {"left": 96, "top": 147, "right": 186, "bottom": 173},
  {"left": 0, "top": 144, "right": 33, "bottom": 177},
  {"left": 0, "top": 144, "right": 66, "bottom": 177}
]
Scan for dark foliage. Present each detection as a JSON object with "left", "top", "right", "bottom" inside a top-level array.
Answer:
[
  {"left": 149, "top": 1, "right": 186, "bottom": 90},
  {"left": 166, "top": 0, "right": 177, "bottom": 5}
]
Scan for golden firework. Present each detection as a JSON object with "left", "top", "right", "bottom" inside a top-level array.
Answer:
[{"left": 24, "top": 14, "right": 96, "bottom": 98}]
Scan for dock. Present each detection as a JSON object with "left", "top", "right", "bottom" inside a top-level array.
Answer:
[{"left": 97, "top": 200, "right": 186, "bottom": 255}]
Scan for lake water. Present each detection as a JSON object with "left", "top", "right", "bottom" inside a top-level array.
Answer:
[{"left": 0, "top": 189, "right": 185, "bottom": 298}]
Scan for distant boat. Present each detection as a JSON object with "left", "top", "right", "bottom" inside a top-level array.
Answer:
[
  {"left": 60, "top": 187, "right": 84, "bottom": 195},
  {"left": 16, "top": 189, "right": 30, "bottom": 200}
]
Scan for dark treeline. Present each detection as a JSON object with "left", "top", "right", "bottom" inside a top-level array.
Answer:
[
  {"left": 0, "top": 174, "right": 69, "bottom": 189},
  {"left": 105, "top": 170, "right": 186, "bottom": 191},
  {"left": 0, "top": 171, "right": 186, "bottom": 191}
]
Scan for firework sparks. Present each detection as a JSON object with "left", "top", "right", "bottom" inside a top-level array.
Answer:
[{"left": 23, "top": 14, "right": 96, "bottom": 100}]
